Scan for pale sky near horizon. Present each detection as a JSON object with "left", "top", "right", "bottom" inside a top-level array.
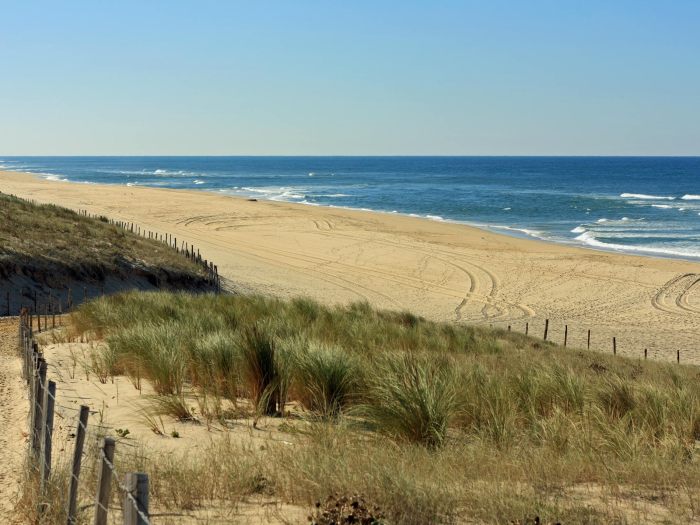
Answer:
[{"left": 1, "top": 1, "right": 698, "bottom": 156}]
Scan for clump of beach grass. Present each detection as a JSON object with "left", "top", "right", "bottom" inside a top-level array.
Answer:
[
  {"left": 359, "top": 353, "right": 460, "bottom": 448},
  {"left": 238, "top": 324, "right": 284, "bottom": 416},
  {"left": 293, "top": 341, "right": 359, "bottom": 420}
]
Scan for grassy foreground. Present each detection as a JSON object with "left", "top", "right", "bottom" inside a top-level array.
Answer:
[
  {"left": 58, "top": 291, "right": 700, "bottom": 524},
  {"left": 0, "top": 192, "right": 209, "bottom": 288}
]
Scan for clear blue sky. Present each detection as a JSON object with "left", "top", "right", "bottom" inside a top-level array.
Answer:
[{"left": 1, "top": 1, "right": 698, "bottom": 155}]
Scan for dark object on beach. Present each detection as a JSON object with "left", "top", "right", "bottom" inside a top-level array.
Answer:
[
  {"left": 309, "top": 493, "right": 385, "bottom": 525},
  {"left": 247, "top": 198, "right": 258, "bottom": 202}
]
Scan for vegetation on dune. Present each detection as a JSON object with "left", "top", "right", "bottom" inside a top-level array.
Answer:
[
  {"left": 0, "top": 192, "right": 209, "bottom": 288},
  {"left": 293, "top": 341, "right": 359, "bottom": 420},
  {"left": 359, "top": 353, "right": 459, "bottom": 448},
  {"left": 64, "top": 291, "right": 700, "bottom": 523}
]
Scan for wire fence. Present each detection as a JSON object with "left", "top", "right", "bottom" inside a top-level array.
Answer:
[
  {"left": 1, "top": 198, "right": 222, "bottom": 319},
  {"left": 18, "top": 313, "right": 152, "bottom": 525},
  {"left": 490, "top": 317, "right": 688, "bottom": 364}
]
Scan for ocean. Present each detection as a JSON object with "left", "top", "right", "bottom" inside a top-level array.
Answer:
[{"left": 2, "top": 156, "right": 700, "bottom": 260}]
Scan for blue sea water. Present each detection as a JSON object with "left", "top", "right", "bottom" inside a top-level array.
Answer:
[{"left": 2, "top": 156, "right": 700, "bottom": 260}]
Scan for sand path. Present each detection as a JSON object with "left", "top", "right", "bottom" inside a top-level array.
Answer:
[
  {"left": 2, "top": 170, "right": 700, "bottom": 364},
  {"left": 0, "top": 318, "right": 29, "bottom": 519}
]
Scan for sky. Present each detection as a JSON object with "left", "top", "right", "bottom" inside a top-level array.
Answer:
[{"left": 0, "top": 1, "right": 698, "bottom": 156}]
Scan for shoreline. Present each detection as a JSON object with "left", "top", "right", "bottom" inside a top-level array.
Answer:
[
  {"left": 7, "top": 167, "right": 700, "bottom": 264},
  {"left": 2, "top": 169, "right": 700, "bottom": 364}
]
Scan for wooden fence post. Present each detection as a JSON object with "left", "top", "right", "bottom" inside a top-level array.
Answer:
[
  {"left": 587, "top": 329, "right": 591, "bottom": 350},
  {"left": 31, "top": 358, "right": 47, "bottom": 461},
  {"left": 525, "top": 322, "right": 529, "bottom": 335},
  {"left": 543, "top": 319, "right": 549, "bottom": 341},
  {"left": 564, "top": 325, "right": 568, "bottom": 347},
  {"left": 40, "top": 380, "right": 56, "bottom": 494},
  {"left": 677, "top": 350, "right": 680, "bottom": 363},
  {"left": 123, "top": 473, "right": 149, "bottom": 525},
  {"left": 94, "top": 437, "right": 116, "bottom": 525},
  {"left": 613, "top": 337, "right": 617, "bottom": 356},
  {"left": 67, "top": 405, "right": 90, "bottom": 525},
  {"left": 644, "top": 348, "right": 647, "bottom": 360},
  {"left": 5, "top": 291, "right": 9, "bottom": 316}
]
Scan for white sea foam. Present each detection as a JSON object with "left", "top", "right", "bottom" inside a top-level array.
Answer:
[
  {"left": 651, "top": 204, "right": 672, "bottom": 209},
  {"left": 151, "top": 169, "right": 194, "bottom": 177},
  {"left": 596, "top": 218, "right": 608, "bottom": 223},
  {"left": 503, "top": 207, "right": 511, "bottom": 211},
  {"left": 490, "top": 225, "right": 544, "bottom": 239},
  {"left": 681, "top": 194, "right": 700, "bottom": 200},
  {"left": 270, "top": 191, "right": 305, "bottom": 201},
  {"left": 43, "top": 174, "right": 69, "bottom": 182},
  {"left": 620, "top": 193, "right": 675, "bottom": 200},
  {"left": 571, "top": 226, "right": 586, "bottom": 233},
  {"left": 193, "top": 179, "right": 206, "bottom": 185},
  {"left": 575, "top": 230, "right": 700, "bottom": 259},
  {"left": 426, "top": 215, "right": 444, "bottom": 221}
]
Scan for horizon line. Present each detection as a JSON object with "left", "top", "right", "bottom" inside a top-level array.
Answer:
[{"left": 2, "top": 154, "right": 700, "bottom": 159}]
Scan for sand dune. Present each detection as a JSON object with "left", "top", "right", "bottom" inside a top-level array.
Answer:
[{"left": 2, "top": 170, "right": 700, "bottom": 364}]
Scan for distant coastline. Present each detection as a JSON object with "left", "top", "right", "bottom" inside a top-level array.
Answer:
[
  {"left": 2, "top": 166, "right": 700, "bottom": 365},
  {"left": 2, "top": 156, "right": 700, "bottom": 262}
]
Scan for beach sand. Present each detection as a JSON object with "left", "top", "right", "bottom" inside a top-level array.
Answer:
[
  {"left": 2, "top": 170, "right": 700, "bottom": 364},
  {"left": 0, "top": 318, "right": 30, "bottom": 522}
]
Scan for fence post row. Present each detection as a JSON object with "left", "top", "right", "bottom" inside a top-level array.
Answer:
[
  {"left": 111, "top": 218, "right": 219, "bottom": 289},
  {"left": 509, "top": 319, "right": 679, "bottom": 363},
  {"left": 17, "top": 313, "right": 151, "bottom": 524}
]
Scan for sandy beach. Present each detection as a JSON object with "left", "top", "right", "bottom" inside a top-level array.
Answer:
[{"left": 2, "top": 169, "right": 700, "bottom": 364}]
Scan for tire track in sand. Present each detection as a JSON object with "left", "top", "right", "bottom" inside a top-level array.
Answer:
[
  {"left": 651, "top": 273, "right": 700, "bottom": 315},
  {"left": 312, "top": 229, "right": 534, "bottom": 322}
]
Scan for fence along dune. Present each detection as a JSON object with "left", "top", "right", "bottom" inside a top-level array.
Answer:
[
  {"left": 16, "top": 311, "right": 152, "bottom": 524},
  {"left": 0, "top": 191, "right": 219, "bottom": 318}
]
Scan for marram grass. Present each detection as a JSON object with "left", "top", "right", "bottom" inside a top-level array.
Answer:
[{"left": 63, "top": 290, "right": 700, "bottom": 523}]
